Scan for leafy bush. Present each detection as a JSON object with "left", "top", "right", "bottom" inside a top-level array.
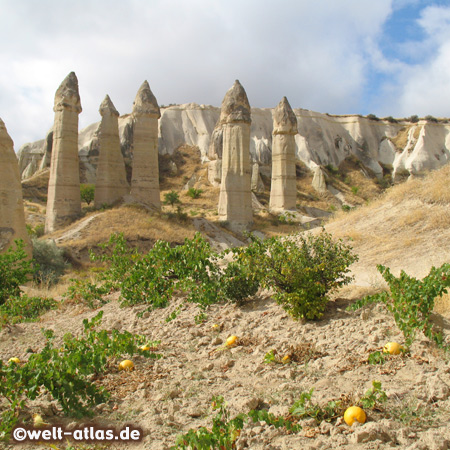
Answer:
[
  {"left": 219, "top": 261, "right": 259, "bottom": 305},
  {"left": 0, "top": 240, "right": 33, "bottom": 306},
  {"left": 26, "top": 223, "right": 44, "bottom": 238},
  {"left": 384, "top": 116, "right": 398, "bottom": 123},
  {"left": 238, "top": 231, "right": 357, "bottom": 320},
  {"left": 80, "top": 184, "right": 95, "bottom": 205},
  {"left": 349, "top": 263, "right": 450, "bottom": 348},
  {"left": 0, "top": 294, "right": 57, "bottom": 326},
  {"left": 32, "top": 238, "right": 68, "bottom": 285},
  {"left": 187, "top": 187, "right": 203, "bottom": 199},
  {"left": 366, "top": 114, "right": 380, "bottom": 121},
  {"left": 173, "top": 396, "right": 300, "bottom": 449},
  {"left": 424, "top": 115, "right": 438, "bottom": 123},
  {"left": 164, "top": 190, "right": 181, "bottom": 207},
  {"left": 408, "top": 115, "right": 419, "bottom": 123},
  {"left": 0, "top": 311, "right": 160, "bottom": 436}
]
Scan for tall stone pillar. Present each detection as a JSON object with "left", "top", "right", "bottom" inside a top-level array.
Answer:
[
  {"left": 45, "top": 72, "right": 82, "bottom": 233},
  {"left": 94, "top": 95, "right": 129, "bottom": 208},
  {"left": 217, "top": 80, "right": 253, "bottom": 231},
  {"left": 0, "top": 119, "right": 31, "bottom": 254},
  {"left": 269, "top": 96, "right": 298, "bottom": 211},
  {"left": 130, "top": 81, "right": 161, "bottom": 208}
]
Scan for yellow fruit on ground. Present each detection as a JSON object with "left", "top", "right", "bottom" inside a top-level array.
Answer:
[
  {"left": 383, "top": 342, "right": 403, "bottom": 355},
  {"left": 344, "top": 406, "right": 366, "bottom": 426},
  {"left": 211, "top": 324, "right": 220, "bottom": 331},
  {"left": 33, "top": 413, "right": 49, "bottom": 428},
  {"left": 226, "top": 335, "right": 238, "bottom": 347},
  {"left": 118, "top": 360, "right": 134, "bottom": 371},
  {"left": 281, "top": 355, "right": 291, "bottom": 364},
  {"left": 8, "top": 357, "right": 20, "bottom": 364},
  {"left": 140, "top": 345, "right": 150, "bottom": 351}
]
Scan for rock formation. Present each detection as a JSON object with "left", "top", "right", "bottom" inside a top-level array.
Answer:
[
  {"left": 311, "top": 166, "right": 327, "bottom": 194},
  {"left": 0, "top": 119, "right": 31, "bottom": 254},
  {"left": 130, "top": 81, "right": 161, "bottom": 208},
  {"left": 19, "top": 105, "right": 450, "bottom": 186},
  {"left": 45, "top": 72, "right": 82, "bottom": 233},
  {"left": 269, "top": 97, "right": 298, "bottom": 211},
  {"left": 217, "top": 80, "right": 253, "bottom": 230},
  {"left": 94, "top": 95, "right": 129, "bottom": 208}
]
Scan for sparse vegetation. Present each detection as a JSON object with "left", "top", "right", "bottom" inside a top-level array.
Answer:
[
  {"left": 80, "top": 184, "right": 95, "bottom": 205},
  {"left": 187, "top": 187, "right": 203, "bottom": 199},
  {"left": 164, "top": 190, "right": 181, "bottom": 207},
  {"left": 349, "top": 263, "right": 450, "bottom": 348},
  {"left": 0, "top": 240, "right": 33, "bottom": 305}
]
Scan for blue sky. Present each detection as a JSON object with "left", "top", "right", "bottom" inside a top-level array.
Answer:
[{"left": 1, "top": 0, "right": 450, "bottom": 150}]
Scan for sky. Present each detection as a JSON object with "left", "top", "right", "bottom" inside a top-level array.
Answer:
[{"left": 1, "top": 0, "right": 450, "bottom": 151}]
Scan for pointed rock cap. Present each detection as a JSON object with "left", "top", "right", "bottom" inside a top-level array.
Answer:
[
  {"left": 273, "top": 97, "right": 297, "bottom": 135},
  {"left": 219, "top": 80, "right": 251, "bottom": 125},
  {"left": 99, "top": 95, "right": 119, "bottom": 117},
  {"left": 132, "top": 81, "right": 161, "bottom": 118},
  {"left": 0, "top": 118, "right": 14, "bottom": 148},
  {"left": 54, "top": 72, "right": 82, "bottom": 113}
]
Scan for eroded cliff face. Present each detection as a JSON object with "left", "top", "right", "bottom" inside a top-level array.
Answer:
[{"left": 17, "top": 103, "right": 450, "bottom": 183}]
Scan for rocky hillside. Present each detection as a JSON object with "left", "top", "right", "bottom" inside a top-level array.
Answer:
[{"left": 17, "top": 104, "right": 450, "bottom": 184}]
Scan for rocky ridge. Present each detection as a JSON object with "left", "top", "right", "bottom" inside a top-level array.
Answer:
[{"left": 17, "top": 104, "right": 450, "bottom": 184}]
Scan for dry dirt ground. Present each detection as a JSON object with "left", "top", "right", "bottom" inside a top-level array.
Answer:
[
  {"left": 1, "top": 287, "right": 450, "bottom": 450},
  {"left": 2, "top": 164, "right": 450, "bottom": 449}
]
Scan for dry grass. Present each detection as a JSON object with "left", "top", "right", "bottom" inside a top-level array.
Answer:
[
  {"left": 387, "top": 164, "right": 450, "bottom": 205},
  {"left": 390, "top": 126, "right": 411, "bottom": 150},
  {"left": 46, "top": 204, "right": 198, "bottom": 263},
  {"left": 325, "top": 165, "right": 450, "bottom": 315}
]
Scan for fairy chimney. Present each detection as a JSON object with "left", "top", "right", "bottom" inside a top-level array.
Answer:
[
  {"left": 269, "top": 97, "right": 298, "bottom": 211},
  {"left": 45, "top": 72, "right": 82, "bottom": 233},
  {"left": 94, "top": 95, "right": 129, "bottom": 208},
  {"left": 130, "top": 81, "right": 161, "bottom": 208},
  {"left": 217, "top": 80, "right": 253, "bottom": 231},
  {"left": 0, "top": 119, "right": 31, "bottom": 255}
]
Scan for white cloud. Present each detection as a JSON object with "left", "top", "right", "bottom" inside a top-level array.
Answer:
[
  {"left": 395, "top": 5, "right": 450, "bottom": 117},
  {"left": 0, "top": 0, "right": 401, "bottom": 149}
]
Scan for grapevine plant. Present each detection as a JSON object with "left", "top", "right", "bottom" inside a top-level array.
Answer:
[{"left": 0, "top": 311, "right": 161, "bottom": 438}]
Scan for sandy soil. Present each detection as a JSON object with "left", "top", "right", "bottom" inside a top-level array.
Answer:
[{"left": 1, "top": 280, "right": 450, "bottom": 450}]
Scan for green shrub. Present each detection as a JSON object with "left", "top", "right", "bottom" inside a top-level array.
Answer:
[
  {"left": 0, "top": 294, "right": 57, "bottom": 326},
  {"left": 26, "top": 223, "right": 45, "bottom": 238},
  {"left": 0, "top": 311, "right": 160, "bottom": 437},
  {"left": 408, "top": 115, "right": 419, "bottom": 123},
  {"left": 241, "top": 231, "right": 357, "bottom": 320},
  {"left": 80, "top": 184, "right": 95, "bottom": 205},
  {"left": 164, "top": 190, "right": 181, "bottom": 207},
  {"left": 424, "top": 115, "right": 438, "bottom": 123},
  {"left": 173, "top": 396, "right": 300, "bottom": 449},
  {"left": 349, "top": 263, "right": 450, "bottom": 348},
  {"left": 219, "top": 261, "right": 259, "bottom": 305},
  {"left": 0, "top": 240, "right": 33, "bottom": 306},
  {"left": 32, "top": 238, "right": 68, "bottom": 285},
  {"left": 187, "top": 187, "right": 203, "bottom": 199},
  {"left": 366, "top": 114, "right": 380, "bottom": 121}
]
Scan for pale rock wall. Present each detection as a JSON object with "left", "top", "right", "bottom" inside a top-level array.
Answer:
[
  {"left": 0, "top": 119, "right": 31, "bottom": 254},
  {"left": 18, "top": 104, "right": 450, "bottom": 184},
  {"left": 45, "top": 72, "right": 82, "bottom": 233},
  {"left": 130, "top": 81, "right": 161, "bottom": 208},
  {"left": 217, "top": 81, "right": 253, "bottom": 230},
  {"left": 269, "top": 97, "right": 298, "bottom": 211},
  {"left": 94, "top": 95, "right": 129, "bottom": 208}
]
